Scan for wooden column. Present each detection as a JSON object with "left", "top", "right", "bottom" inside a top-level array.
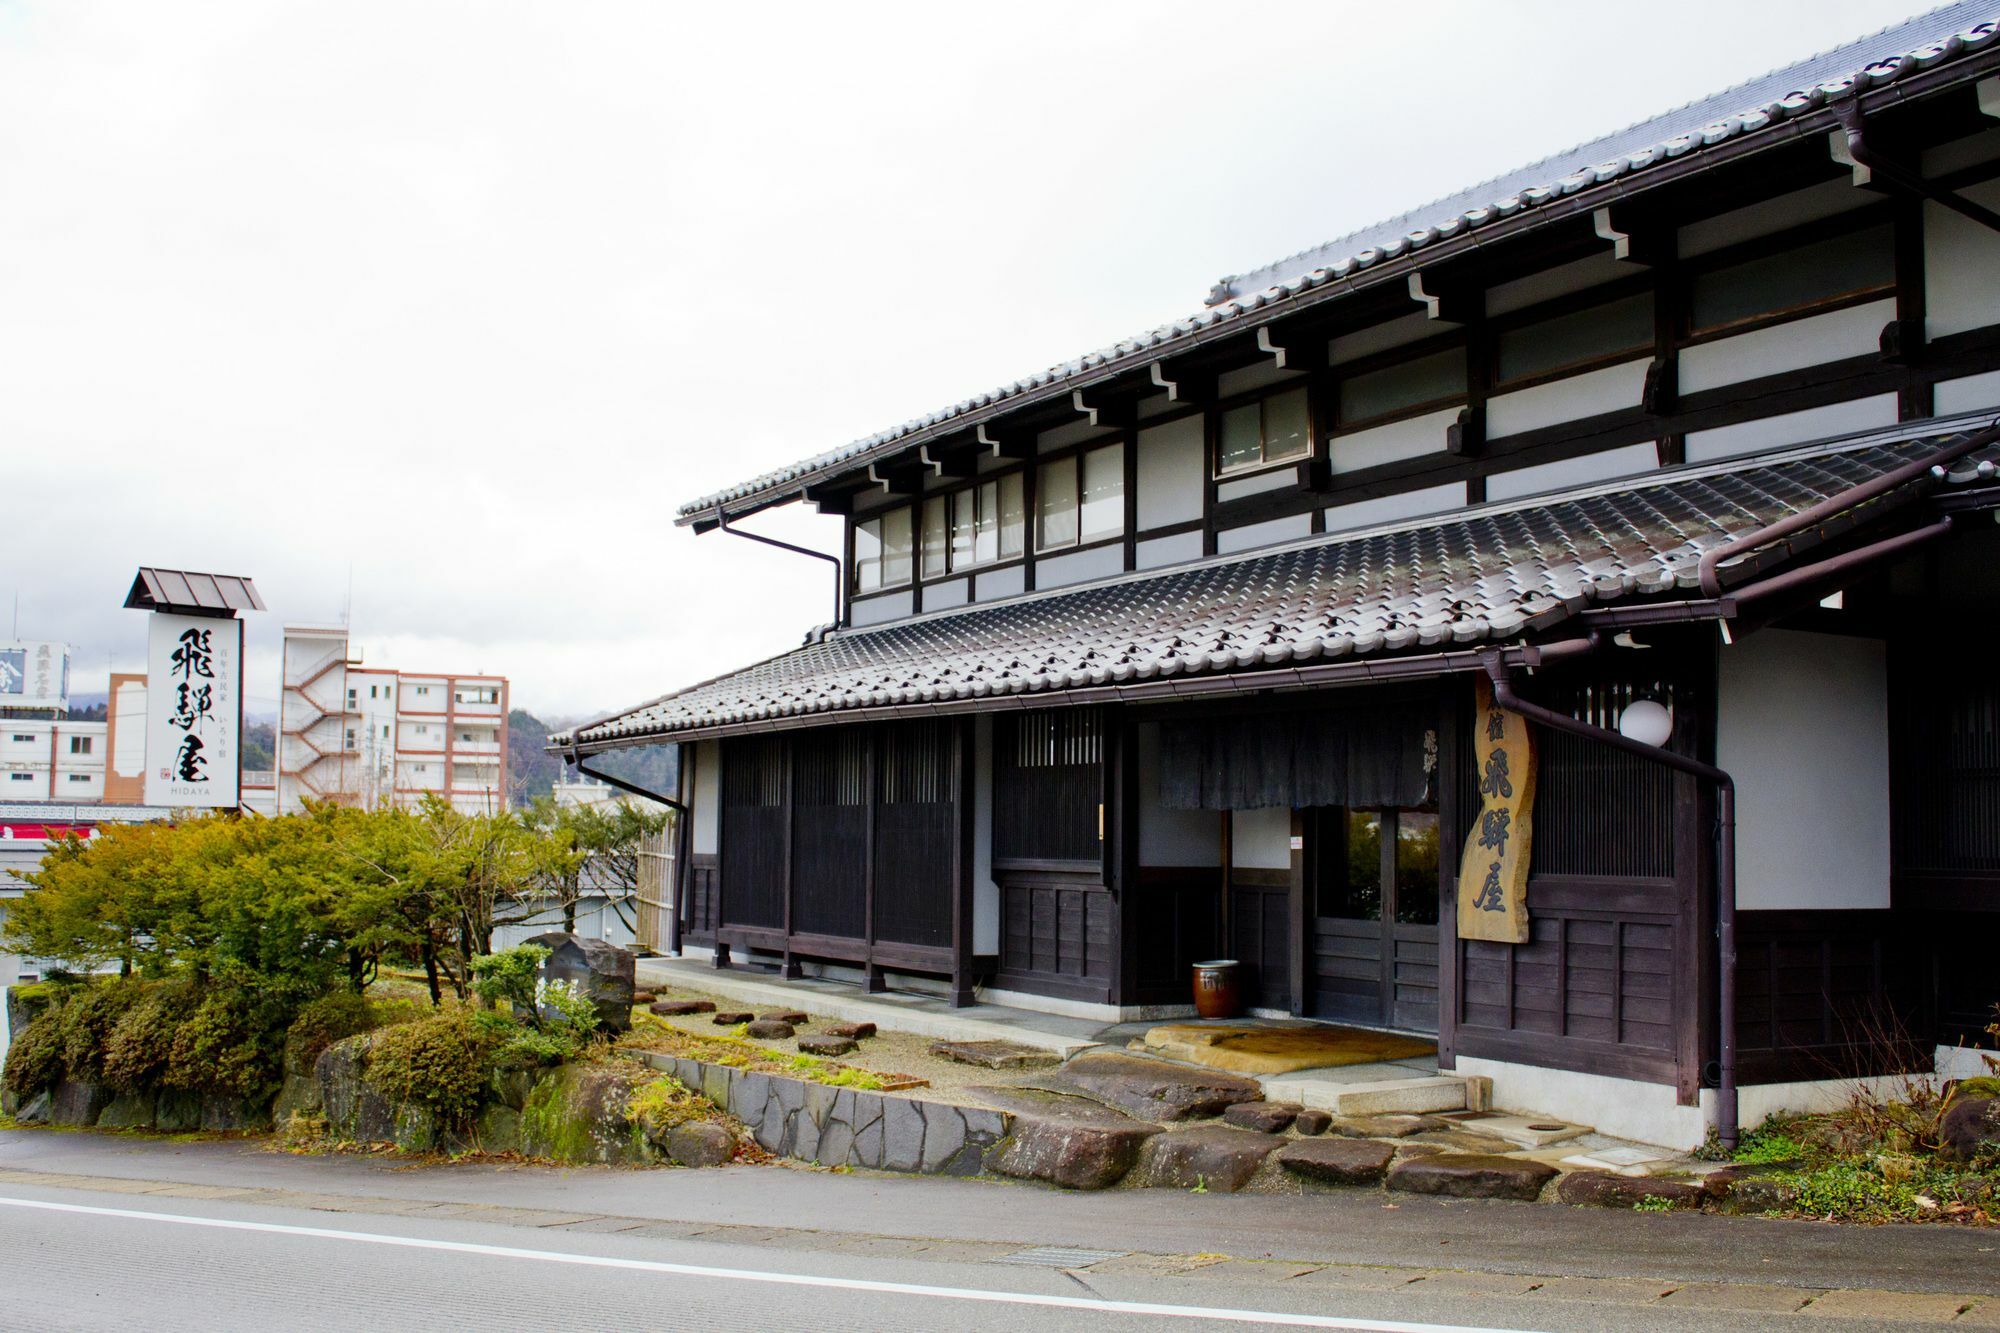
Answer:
[{"left": 950, "top": 715, "right": 977, "bottom": 1007}]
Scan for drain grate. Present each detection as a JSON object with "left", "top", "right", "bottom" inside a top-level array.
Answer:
[{"left": 992, "top": 1246, "right": 1129, "bottom": 1270}]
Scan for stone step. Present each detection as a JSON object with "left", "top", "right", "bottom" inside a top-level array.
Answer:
[{"left": 1265, "top": 1074, "right": 1472, "bottom": 1117}]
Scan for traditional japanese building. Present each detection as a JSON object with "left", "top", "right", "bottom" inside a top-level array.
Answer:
[{"left": 557, "top": 5, "right": 2000, "bottom": 1149}]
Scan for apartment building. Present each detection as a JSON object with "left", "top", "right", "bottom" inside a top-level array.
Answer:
[
  {"left": 277, "top": 626, "right": 508, "bottom": 815},
  {"left": 0, "top": 721, "right": 108, "bottom": 802}
]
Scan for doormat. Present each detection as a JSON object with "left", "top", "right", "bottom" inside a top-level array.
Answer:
[{"left": 1137, "top": 1022, "right": 1436, "bottom": 1074}]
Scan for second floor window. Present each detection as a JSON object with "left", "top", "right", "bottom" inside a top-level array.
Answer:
[
  {"left": 1037, "top": 442, "right": 1124, "bottom": 551},
  {"left": 1217, "top": 386, "right": 1311, "bottom": 474},
  {"left": 1688, "top": 221, "right": 1893, "bottom": 337},
  {"left": 921, "top": 474, "right": 1025, "bottom": 578},
  {"left": 1337, "top": 345, "right": 1466, "bottom": 427},
  {"left": 853, "top": 506, "right": 914, "bottom": 594},
  {"left": 68, "top": 736, "right": 93, "bottom": 755}
]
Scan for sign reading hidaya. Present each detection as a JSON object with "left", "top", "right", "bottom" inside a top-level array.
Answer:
[
  {"left": 144, "top": 613, "right": 242, "bottom": 809},
  {"left": 1457, "top": 676, "right": 1535, "bottom": 945}
]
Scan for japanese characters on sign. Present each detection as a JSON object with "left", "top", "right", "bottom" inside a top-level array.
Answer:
[
  {"left": 0, "top": 639, "right": 71, "bottom": 711},
  {"left": 144, "top": 613, "right": 241, "bottom": 808},
  {"left": 1456, "top": 676, "right": 1536, "bottom": 944}
]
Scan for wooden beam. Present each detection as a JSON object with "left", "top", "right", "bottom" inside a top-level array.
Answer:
[
  {"left": 1072, "top": 386, "right": 1139, "bottom": 430},
  {"left": 977, "top": 422, "right": 1035, "bottom": 460},
  {"left": 1257, "top": 324, "right": 1326, "bottom": 373},
  {"left": 1150, "top": 356, "right": 1218, "bottom": 406}
]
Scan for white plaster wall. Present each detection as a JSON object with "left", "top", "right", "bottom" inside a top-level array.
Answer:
[
  {"left": 691, "top": 739, "right": 720, "bottom": 855},
  {"left": 1136, "top": 722, "right": 1221, "bottom": 867},
  {"left": 1135, "top": 530, "right": 1203, "bottom": 570},
  {"left": 972, "top": 714, "right": 999, "bottom": 956},
  {"left": 1684, "top": 394, "right": 1898, "bottom": 464},
  {"left": 1329, "top": 407, "right": 1455, "bottom": 474},
  {"left": 1214, "top": 360, "right": 1298, "bottom": 398},
  {"left": 1136, "top": 416, "right": 1205, "bottom": 529},
  {"left": 1215, "top": 467, "right": 1296, "bottom": 504},
  {"left": 1230, "top": 806, "right": 1292, "bottom": 870},
  {"left": 1484, "top": 442, "right": 1658, "bottom": 503},
  {"left": 849, "top": 590, "right": 914, "bottom": 626},
  {"left": 1485, "top": 358, "right": 1650, "bottom": 439},
  {"left": 1677, "top": 299, "right": 1894, "bottom": 395},
  {"left": 1331, "top": 311, "right": 1444, "bottom": 365},
  {"left": 1717, "top": 628, "right": 1890, "bottom": 911},
  {"left": 975, "top": 565, "right": 1025, "bottom": 600},
  {"left": 1217, "top": 513, "right": 1312, "bottom": 555},
  {"left": 1485, "top": 250, "right": 1634, "bottom": 317},
  {"left": 1324, "top": 481, "right": 1468, "bottom": 535},
  {"left": 1035, "top": 543, "right": 1124, "bottom": 590},
  {"left": 923, "top": 577, "right": 969, "bottom": 611},
  {"left": 1677, "top": 177, "right": 1869, "bottom": 258},
  {"left": 1926, "top": 180, "right": 2000, "bottom": 340},
  {"left": 1935, "top": 368, "right": 2000, "bottom": 416}
]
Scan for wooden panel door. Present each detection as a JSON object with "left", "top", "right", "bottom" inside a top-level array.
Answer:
[{"left": 1306, "top": 807, "right": 1440, "bottom": 1032}]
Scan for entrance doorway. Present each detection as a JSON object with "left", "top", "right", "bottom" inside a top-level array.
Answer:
[{"left": 1301, "top": 806, "right": 1441, "bottom": 1032}]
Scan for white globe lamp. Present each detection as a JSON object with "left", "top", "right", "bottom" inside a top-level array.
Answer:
[{"left": 1617, "top": 698, "right": 1674, "bottom": 748}]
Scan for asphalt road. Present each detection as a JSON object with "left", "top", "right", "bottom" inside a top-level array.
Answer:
[{"left": 0, "top": 1129, "right": 1995, "bottom": 1331}]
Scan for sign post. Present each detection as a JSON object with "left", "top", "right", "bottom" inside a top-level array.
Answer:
[{"left": 123, "top": 568, "right": 265, "bottom": 812}]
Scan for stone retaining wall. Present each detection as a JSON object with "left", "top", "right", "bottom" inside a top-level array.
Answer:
[{"left": 635, "top": 1052, "right": 1009, "bottom": 1176}]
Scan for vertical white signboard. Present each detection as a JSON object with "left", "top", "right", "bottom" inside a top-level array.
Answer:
[{"left": 144, "top": 614, "right": 242, "bottom": 808}]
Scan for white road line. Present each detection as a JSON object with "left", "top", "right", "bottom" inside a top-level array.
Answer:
[{"left": 0, "top": 1194, "right": 1538, "bottom": 1333}]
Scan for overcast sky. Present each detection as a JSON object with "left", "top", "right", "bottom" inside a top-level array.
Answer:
[{"left": 2, "top": 0, "right": 1934, "bottom": 722}]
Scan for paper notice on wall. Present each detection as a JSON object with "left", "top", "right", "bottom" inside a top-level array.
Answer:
[
  {"left": 1456, "top": 676, "right": 1535, "bottom": 945},
  {"left": 143, "top": 613, "right": 242, "bottom": 809}
]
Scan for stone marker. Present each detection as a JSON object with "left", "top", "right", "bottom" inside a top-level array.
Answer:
[
  {"left": 1277, "top": 1137, "right": 1396, "bottom": 1186},
  {"left": 1135, "top": 1123, "right": 1283, "bottom": 1191},
  {"left": 825, "top": 1021, "right": 876, "bottom": 1040},
  {"left": 1939, "top": 1094, "right": 2000, "bottom": 1163},
  {"left": 797, "top": 1034, "right": 857, "bottom": 1057},
  {"left": 712, "top": 1011, "right": 753, "bottom": 1025},
  {"left": 1032, "top": 1051, "right": 1263, "bottom": 1122},
  {"left": 929, "top": 1039, "right": 1060, "bottom": 1070},
  {"left": 1386, "top": 1152, "right": 1558, "bottom": 1201},
  {"left": 974, "top": 1086, "right": 1162, "bottom": 1190},
  {"left": 1292, "top": 1108, "right": 1333, "bottom": 1136},
  {"left": 524, "top": 932, "right": 637, "bottom": 1033},
  {"left": 667, "top": 1122, "right": 737, "bottom": 1168},
  {"left": 745, "top": 1019, "right": 796, "bottom": 1040},
  {"left": 1223, "top": 1100, "right": 1298, "bottom": 1134},
  {"left": 759, "top": 1010, "right": 808, "bottom": 1025},
  {"left": 651, "top": 998, "right": 716, "bottom": 1016},
  {"left": 1557, "top": 1171, "right": 1704, "bottom": 1210}
]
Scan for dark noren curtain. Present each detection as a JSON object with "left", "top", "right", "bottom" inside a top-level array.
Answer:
[{"left": 1158, "top": 704, "right": 1429, "bottom": 810}]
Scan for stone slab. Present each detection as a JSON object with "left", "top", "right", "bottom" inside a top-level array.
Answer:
[
  {"left": 744, "top": 1019, "right": 795, "bottom": 1040},
  {"left": 649, "top": 999, "right": 715, "bottom": 1016},
  {"left": 1386, "top": 1153, "right": 1558, "bottom": 1201},
  {"left": 929, "top": 1039, "right": 1061, "bottom": 1070},
  {"left": 1556, "top": 1171, "right": 1705, "bottom": 1210},
  {"left": 975, "top": 1086, "right": 1161, "bottom": 1190},
  {"left": 1292, "top": 1108, "right": 1333, "bottom": 1135},
  {"left": 1030, "top": 1051, "right": 1263, "bottom": 1122},
  {"left": 1222, "top": 1101, "right": 1297, "bottom": 1133},
  {"left": 796, "top": 1035, "right": 856, "bottom": 1057},
  {"left": 1135, "top": 1124, "right": 1283, "bottom": 1191},
  {"left": 824, "top": 1021, "right": 876, "bottom": 1039},
  {"left": 1447, "top": 1112, "right": 1589, "bottom": 1148},
  {"left": 1277, "top": 1137, "right": 1395, "bottom": 1186},
  {"left": 711, "top": 1011, "right": 753, "bottom": 1026},
  {"left": 1139, "top": 1022, "right": 1437, "bottom": 1075}
]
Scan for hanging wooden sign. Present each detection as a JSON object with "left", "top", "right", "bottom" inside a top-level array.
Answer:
[{"left": 1457, "top": 676, "right": 1536, "bottom": 944}]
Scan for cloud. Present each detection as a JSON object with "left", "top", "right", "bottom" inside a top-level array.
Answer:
[{"left": 2, "top": 0, "right": 1923, "bottom": 717}]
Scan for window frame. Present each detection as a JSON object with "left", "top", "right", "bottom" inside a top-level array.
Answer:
[
  {"left": 850, "top": 502, "right": 917, "bottom": 596},
  {"left": 1327, "top": 332, "right": 1470, "bottom": 435},
  {"left": 1678, "top": 206, "right": 1897, "bottom": 345},
  {"left": 1488, "top": 276, "right": 1659, "bottom": 393},
  {"left": 1035, "top": 439, "right": 1127, "bottom": 554},
  {"left": 1212, "top": 383, "right": 1315, "bottom": 479},
  {"left": 918, "top": 469, "right": 1028, "bottom": 580}
]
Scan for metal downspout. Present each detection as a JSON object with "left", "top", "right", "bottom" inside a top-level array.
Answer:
[
  {"left": 1479, "top": 648, "right": 1744, "bottom": 1149},
  {"left": 566, "top": 753, "right": 692, "bottom": 959},
  {"left": 716, "top": 509, "right": 845, "bottom": 627}
]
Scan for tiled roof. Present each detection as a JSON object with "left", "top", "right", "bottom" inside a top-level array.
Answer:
[
  {"left": 566, "top": 423, "right": 1998, "bottom": 752},
  {"left": 675, "top": 4, "right": 2000, "bottom": 524}
]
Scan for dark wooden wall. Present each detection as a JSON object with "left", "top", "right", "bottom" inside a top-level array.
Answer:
[
  {"left": 991, "top": 709, "right": 1113, "bottom": 1002},
  {"left": 683, "top": 854, "right": 720, "bottom": 945},
  {"left": 1446, "top": 668, "right": 1705, "bottom": 1097},
  {"left": 1732, "top": 909, "right": 1927, "bottom": 1082},
  {"left": 719, "top": 735, "right": 786, "bottom": 931},
  {"left": 1128, "top": 867, "right": 1223, "bottom": 1006}
]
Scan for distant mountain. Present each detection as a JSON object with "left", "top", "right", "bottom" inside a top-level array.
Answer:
[{"left": 507, "top": 708, "right": 677, "bottom": 807}]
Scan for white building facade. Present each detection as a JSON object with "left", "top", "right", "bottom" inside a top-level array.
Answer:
[
  {"left": 278, "top": 626, "right": 509, "bottom": 815},
  {"left": 0, "top": 721, "right": 108, "bottom": 802}
]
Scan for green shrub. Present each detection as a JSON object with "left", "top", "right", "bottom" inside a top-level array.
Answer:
[
  {"left": 52, "top": 980, "right": 143, "bottom": 1084},
  {"left": 102, "top": 983, "right": 191, "bottom": 1093},
  {"left": 1, "top": 1007, "right": 66, "bottom": 1097},
  {"left": 286, "top": 992, "right": 375, "bottom": 1072},
  {"left": 165, "top": 985, "right": 291, "bottom": 1099},
  {"left": 364, "top": 1008, "right": 494, "bottom": 1124},
  {"left": 1731, "top": 1121, "right": 1806, "bottom": 1165},
  {"left": 469, "top": 944, "right": 550, "bottom": 1016},
  {"left": 624, "top": 1076, "right": 714, "bottom": 1137}
]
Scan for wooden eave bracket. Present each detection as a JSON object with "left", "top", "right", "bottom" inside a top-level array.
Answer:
[
  {"left": 1405, "top": 271, "right": 1474, "bottom": 324},
  {"left": 1591, "top": 206, "right": 1666, "bottom": 265},
  {"left": 1256, "top": 324, "right": 1327, "bottom": 372},
  {"left": 1150, "top": 357, "right": 1217, "bottom": 404},
  {"left": 977, "top": 422, "right": 1035, "bottom": 459},
  {"left": 1072, "top": 387, "right": 1138, "bottom": 430}
]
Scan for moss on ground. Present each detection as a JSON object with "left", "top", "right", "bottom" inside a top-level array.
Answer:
[{"left": 619, "top": 1015, "right": 887, "bottom": 1092}]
